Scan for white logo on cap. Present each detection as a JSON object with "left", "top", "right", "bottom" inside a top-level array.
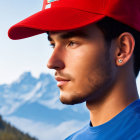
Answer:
[
  {"left": 45, "top": 3, "right": 51, "bottom": 9},
  {"left": 43, "top": 0, "right": 59, "bottom": 9}
]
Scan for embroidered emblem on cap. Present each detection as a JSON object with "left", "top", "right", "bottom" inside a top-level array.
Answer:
[{"left": 42, "top": 0, "right": 59, "bottom": 10}]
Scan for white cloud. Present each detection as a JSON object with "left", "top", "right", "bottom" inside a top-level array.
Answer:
[{"left": 4, "top": 116, "right": 87, "bottom": 140}]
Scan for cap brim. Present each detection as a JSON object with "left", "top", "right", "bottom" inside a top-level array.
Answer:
[{"left": 8, "top": 7, "right": 105, "bottom": 40}]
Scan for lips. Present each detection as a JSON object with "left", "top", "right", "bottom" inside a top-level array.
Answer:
[{"left": 55, "top": 77, "right": 70, "bottom": 87}]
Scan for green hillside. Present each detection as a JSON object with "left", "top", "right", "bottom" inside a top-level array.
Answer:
[{"left": 0, "top": 116, "right": 37, "bottom": 140}]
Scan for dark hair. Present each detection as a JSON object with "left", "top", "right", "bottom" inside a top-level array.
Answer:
[{"left": 96, "top": 17, "right": 140, "bottom": 77}]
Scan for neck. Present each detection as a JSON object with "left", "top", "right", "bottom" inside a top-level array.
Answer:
[{"left": 86, "top": 71, "right": 139, "bottom": 127}]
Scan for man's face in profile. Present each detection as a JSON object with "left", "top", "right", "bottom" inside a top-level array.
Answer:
[{"left": 47, "top": 24, "right": 116, "bottom": 105}]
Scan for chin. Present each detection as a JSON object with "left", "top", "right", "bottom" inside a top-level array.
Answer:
[{"left": 59, "top": 91, "right": 86, "bottom": 105}]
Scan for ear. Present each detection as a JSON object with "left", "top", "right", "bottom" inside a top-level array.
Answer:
[{"left": 115, "top": 32, "right": 135, "bottom": 66}]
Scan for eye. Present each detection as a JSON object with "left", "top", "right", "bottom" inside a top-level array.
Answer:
[
  {"left": 69, "top": 41, "right": 75, "bottom": 46},
  {"left": 67, "top": 41, "right": 79, "bottom": 48}
]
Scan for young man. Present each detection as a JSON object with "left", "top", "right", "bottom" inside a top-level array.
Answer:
[{"left": 8, "top": 0, "right": 140, "bottom": 139}]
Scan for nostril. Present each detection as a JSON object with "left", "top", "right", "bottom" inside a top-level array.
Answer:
[{"left": 53, "top": 66, "right": 62, "bottom": 70}]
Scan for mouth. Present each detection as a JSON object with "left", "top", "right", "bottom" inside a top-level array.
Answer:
[{"left": 55, "top": 77, "right": 70, "bottom": 87}]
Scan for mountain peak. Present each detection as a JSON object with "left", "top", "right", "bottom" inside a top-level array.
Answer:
[{"left": 18, "top": 72, "right": 33, "bottom": 81}]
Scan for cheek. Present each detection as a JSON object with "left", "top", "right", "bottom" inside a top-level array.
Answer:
[
  {"left": 65, "top": 45, "right": 108, "bottom": 91},
  {"left": 66, "top": 45, "right": 106, "bottom": 78}
]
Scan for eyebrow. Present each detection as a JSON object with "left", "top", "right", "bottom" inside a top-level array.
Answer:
[{"left": 47, "top": 30, "right": 89, "bottom": 41}]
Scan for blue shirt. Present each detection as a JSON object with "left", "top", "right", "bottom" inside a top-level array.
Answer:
[{"left": 65, "top": 99, "right": 140, "bottom": 140}]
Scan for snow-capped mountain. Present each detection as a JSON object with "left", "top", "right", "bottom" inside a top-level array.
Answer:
[{"left": 0, "top": 72, "right": 89, "bottom": 140}]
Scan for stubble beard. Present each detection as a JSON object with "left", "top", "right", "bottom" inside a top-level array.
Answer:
[{"left": 86, "top": 48, "right": 115, "bottom": 104}]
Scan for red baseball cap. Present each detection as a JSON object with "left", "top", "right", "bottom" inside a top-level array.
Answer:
[{"left": 8, "top": 0, "right": 140, "bottom": 40}]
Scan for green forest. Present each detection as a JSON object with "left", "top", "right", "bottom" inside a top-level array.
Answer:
[{"left": 0, "top": 115, "right": 38, "bottom": 140}]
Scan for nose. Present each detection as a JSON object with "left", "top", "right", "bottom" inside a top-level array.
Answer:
[{"left": 47, "top": 47, "right": 65, "bottom": 70}]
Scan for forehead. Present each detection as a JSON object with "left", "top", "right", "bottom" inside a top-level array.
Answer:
[{"left": 48, "top": 23, "right": 102, "bottom": 41}]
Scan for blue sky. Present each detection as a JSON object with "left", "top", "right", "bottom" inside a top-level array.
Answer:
[{"left": 0, "top": 0, "right": 54, "bottom": 84}]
